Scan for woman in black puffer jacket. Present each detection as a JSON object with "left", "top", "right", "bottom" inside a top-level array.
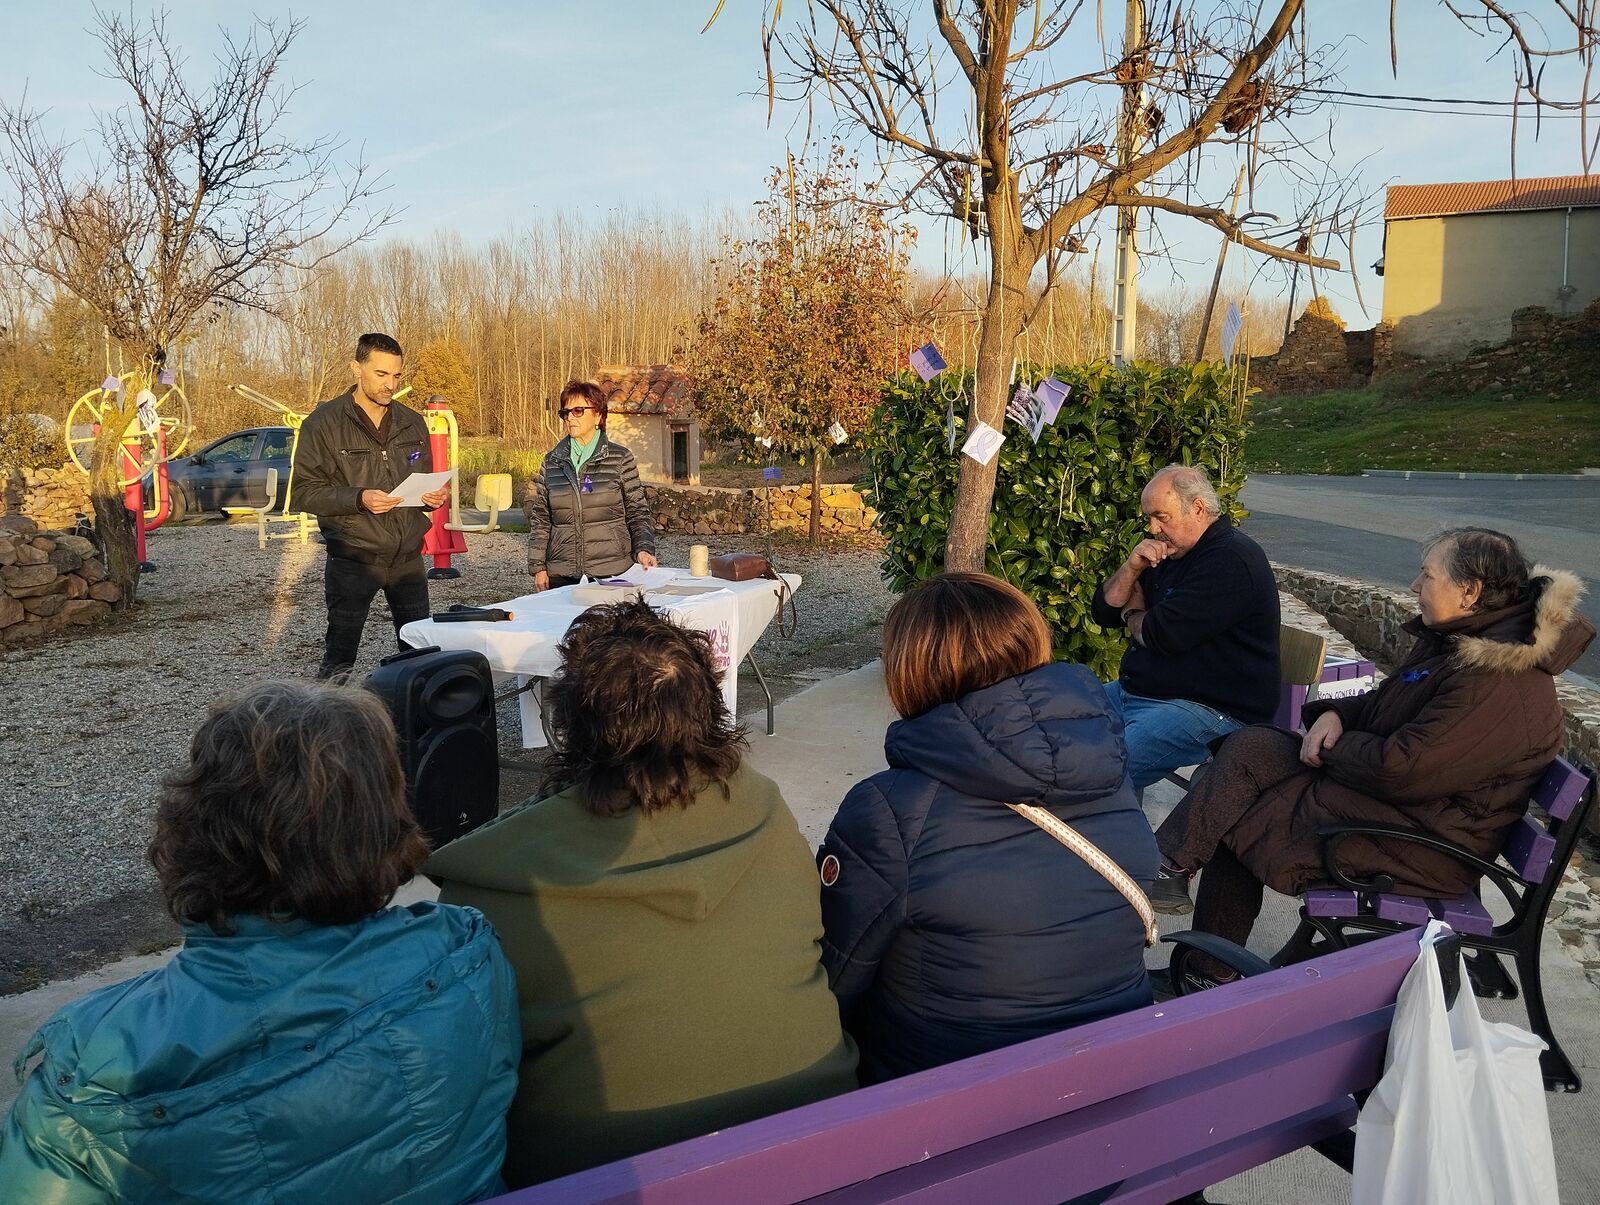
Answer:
[
  {"left": 818, "top": 573, "right": 1159, "bottom": 1084},
  {"left": 525, "top": 380, "right": 657, "bottom": 589}
]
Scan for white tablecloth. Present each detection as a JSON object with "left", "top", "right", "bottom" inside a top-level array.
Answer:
[{"left": 399, "top": 567, "right": 800, "bottom": 747}]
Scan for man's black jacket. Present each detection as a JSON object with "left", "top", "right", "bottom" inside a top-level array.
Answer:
[
  {"left": 1090, "top": 518, "right": 1281, "bottom": 723},
  {"left": 292, "top": 390, "right": 433, "bottom": 565}
]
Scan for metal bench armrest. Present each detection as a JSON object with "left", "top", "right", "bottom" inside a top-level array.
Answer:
[
  {"left": 1318, "top": 822, "right": 1521, "bottom": 912},
  {"left": 1161, "top": 930, "right": 1275, "bottom": 979}
]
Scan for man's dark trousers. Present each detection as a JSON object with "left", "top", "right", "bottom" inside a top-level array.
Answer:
[{"left": 318, "top": 553, "right": 430, "bottom": 679}]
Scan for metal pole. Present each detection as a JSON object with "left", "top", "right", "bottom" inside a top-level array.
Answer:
[{"left": 1111, "top": 0, "right": 1145, "bottom": 367}]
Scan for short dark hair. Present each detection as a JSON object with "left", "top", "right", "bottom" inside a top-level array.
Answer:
[
  {"left": 355, "top": 332, "right": 404, "bottom": 361},
  {"left": 149, "top": 680, "right": 428, "bottom": 934},
  {"left": 882, "top": 572, "right": 1053, "bottom": 718},
  {"left": 1424, "top": 526, "right": 1533, "bottom": 612},
  {"left": 542, "top": 599, "right": 746, "bottom": 816},
  {"left": 558, "top": 379, "right": 608, "bottom": 429}
]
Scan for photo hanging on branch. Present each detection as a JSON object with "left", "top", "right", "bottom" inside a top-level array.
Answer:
[
  {"left": 1005, "top": 386, "right": 1046, "bottom": 444},
  {"left": 828, "top": 421, "right": 849, "bottom": 445}
]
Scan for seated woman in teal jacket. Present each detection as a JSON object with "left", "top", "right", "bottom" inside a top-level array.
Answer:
[{"left": 0, "top": 680, "right": 521, "bottom": 1204}]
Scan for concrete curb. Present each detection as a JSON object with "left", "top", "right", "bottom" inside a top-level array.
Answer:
[{"left": 1361, "top": 468, "right": 1600, "bottom": 481}]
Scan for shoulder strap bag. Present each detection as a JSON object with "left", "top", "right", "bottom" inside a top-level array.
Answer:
[{"left": 1006, "top": 803, "right": 1158, "bottom": 947}]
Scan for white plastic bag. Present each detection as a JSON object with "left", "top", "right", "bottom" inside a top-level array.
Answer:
[{"left": 1352, "top": 922, "right": 1559, "bottom": 1204}]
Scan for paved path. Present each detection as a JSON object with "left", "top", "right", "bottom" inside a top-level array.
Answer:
[{"left": 1241, "top": 474, "right": 1600, "bottom": 679}]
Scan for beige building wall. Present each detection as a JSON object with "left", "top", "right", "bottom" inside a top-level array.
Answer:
[
  {"left": 1383, "top": 208, "right": 1600, "bottom": 357},
  {"left": 605, "top": 414, "right": 700, "bottom": 485}
]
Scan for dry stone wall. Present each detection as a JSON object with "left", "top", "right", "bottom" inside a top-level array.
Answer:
[
  {"left": 1274, "top": 563, "right": 1600, "bottom": 835},
  {"left": 646, "top": 483, "right": 878, "bottom": 537},
  {"left": 0, "top": 516, "right": 120, "bottom": 646},
  {"left": 0, "top": 463, "right": 91, "bottom": 533}
]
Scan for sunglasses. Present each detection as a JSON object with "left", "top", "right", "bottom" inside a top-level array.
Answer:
[{"left": 559, "top": 405, "right": 595, "bottom": 418}]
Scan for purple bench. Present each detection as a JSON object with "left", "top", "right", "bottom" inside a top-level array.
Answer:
[
  {"left": 488, "top": 929, "right": 1442, "bottom": 1205},
  {"left": 1297, "top": 755, "right": 1596, "bottom": 1092}
]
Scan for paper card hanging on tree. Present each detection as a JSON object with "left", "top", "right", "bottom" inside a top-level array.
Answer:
[
  {"left": 1005, "top": 387, "right": 1046, "bottom": 444},
  {"left": 762, "top": 466, "right": 783, "bottom": 482},
  {"left": 134, "top": 389, "right": 160, "bottom": 434},
  {"left": 1221, "top": 302, "right": 1244, "bottom": 361},
  {"left": 157, "top": 368, "right": 176, "bottom": 386},
  {"left": 910, "top": 342, "right": 947, "bottom": 382},
  {"left": 828, "top": 421, "right": 849, "bottom": 445},
  {"left": 755, "top": 435, "right": 774, "bottom": 449},
  {"left": 101, "top": 375, "right": 121, "bottom": 394},
  {"left": 1033, "top": 376, "right": 1071, "bottom": 425},
  {"left": 961, "top": 420, "right": 1005, "bottom": 466}
]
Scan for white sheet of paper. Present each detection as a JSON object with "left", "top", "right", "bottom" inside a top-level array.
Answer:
[
  {"left": 961, "top": 420, "right": 1005, "bottom": 465},
  {"left": 613, "top": 564, "right": 679, "bottom": 588},
  {"left": 390, "top": 469, "right": 455, "bottom": 506}
]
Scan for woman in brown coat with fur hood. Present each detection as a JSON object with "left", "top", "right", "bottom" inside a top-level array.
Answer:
[{"left": 1151, "top": 527, "right": 1593, "bottom": 988}]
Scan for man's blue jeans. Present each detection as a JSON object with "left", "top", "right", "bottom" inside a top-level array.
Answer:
[{"left": 1102, "top": 682, "right": 1246, "bottom": 790}]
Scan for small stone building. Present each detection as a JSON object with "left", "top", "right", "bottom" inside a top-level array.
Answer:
[
  {"left": 593, "top": 364, "right": 701, "bottom": 484},
  {"left": 1381, "top": 174, "right": 1600, "bottom": 357}
]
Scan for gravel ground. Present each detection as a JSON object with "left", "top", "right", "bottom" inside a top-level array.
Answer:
[{"left": 0, "top": 519, "right": 893, "bottom": 993}]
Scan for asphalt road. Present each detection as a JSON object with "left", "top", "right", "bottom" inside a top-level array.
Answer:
[{"left": 1238, "top": 474, "right": 1600, "bottom": 682}]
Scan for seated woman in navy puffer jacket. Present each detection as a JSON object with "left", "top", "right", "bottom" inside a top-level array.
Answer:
[
  {"left": 819, "top": 572, "right": 1159, "bottom": 1083},
  {"left": 0, "top": 680, "right": 521, "bottom": 1204}
]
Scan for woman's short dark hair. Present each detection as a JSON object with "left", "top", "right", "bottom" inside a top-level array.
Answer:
[
  {"left": 882, "top": 572, "right": 1054, "bottom": 718},
  {"left": 1424, "top": 526, "right": 1533, "bottom": 612},
  {"left": 542, "top": 598, "right": 746, "bottom": 816},
  {"left": 559, "top": 379, "right": 609, "bottom": 429},
  {"left": 149, "top": 680, "right": 428, "bottom": 934}
]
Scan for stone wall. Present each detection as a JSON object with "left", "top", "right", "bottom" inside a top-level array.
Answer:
[
  {"left": 1274, "top": 563, "right": 1600, "bottom": 834},
  {"left": 0, "top": 463, "right": 91, "bottom": 532},
  {"left": 0, "top": 516, "right": 121, "bottom": 646},
  {"left": 645, "top": 483, "right": 878, "bottom": 537},
  {"left": 1251, "top": 296, "right": 1361, "bottom": 393}
]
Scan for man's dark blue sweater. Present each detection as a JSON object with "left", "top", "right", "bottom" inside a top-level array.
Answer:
[{"left": 1090, "top": 518, "right": 1281, "bottom": 724}]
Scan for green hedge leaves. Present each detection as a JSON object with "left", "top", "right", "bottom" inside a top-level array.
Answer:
[{"left": 862, "top": 360, "right": 1247, "bottom": 679}]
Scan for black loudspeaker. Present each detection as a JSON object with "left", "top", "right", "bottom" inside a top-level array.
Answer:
[{"left": 365, "top": 646, "right": 499, "bottom": 848}]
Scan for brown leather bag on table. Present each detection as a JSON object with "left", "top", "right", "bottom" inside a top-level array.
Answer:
[
  {"left": 709, "top": 552, "right": 770, "bottom": 581},
  {"left": 711, "top": 552, "right": 797, "bottom": 638}
]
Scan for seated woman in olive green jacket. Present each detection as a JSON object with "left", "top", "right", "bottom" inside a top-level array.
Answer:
[{"left": 427, "top": 599, "right": 858, "bottom": 1188}]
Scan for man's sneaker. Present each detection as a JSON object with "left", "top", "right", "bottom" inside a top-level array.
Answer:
[{"left": 1150, "top": 864, "right": 1193, "bottom": 915}]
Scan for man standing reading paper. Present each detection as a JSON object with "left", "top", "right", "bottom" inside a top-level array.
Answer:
[
  {"left": 294, "top": 333, "right": 451, "bottom": 679},
  {"left": 1091, "top": 464, "right": 1280, "bottom": 790}
]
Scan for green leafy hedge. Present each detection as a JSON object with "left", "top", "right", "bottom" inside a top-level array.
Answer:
[{"left": 861, "top": 359, "right": 1248, "bottom": 679}]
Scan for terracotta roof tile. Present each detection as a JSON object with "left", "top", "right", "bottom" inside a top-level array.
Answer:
[
  {"left": 592, "top": 364, "right": 694, "bottom": 417},
  {"left": 1386, "top": 174, "right": 1600, "bottom": 220}
]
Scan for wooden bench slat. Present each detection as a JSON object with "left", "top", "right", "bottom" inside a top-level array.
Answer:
[
  {"left": 810, "top": 1020, "right": 1384, "bottom": 1205},
  {"left": 1374, "top": 895, "right": 1430, "bottom": 926},
  {"left": 1502, "top": 814, "right": 1557, "bottom": 884},
  {"left": 1428, "top": 893, "right": 1494, "bottom": 936},
  {"left": 1535, "top": 757, "right": 1589, "bottom": 822},
  {"left": 1303, "top": 888, "right": 1358, "bottom": 918},
  {"left": 494, "top": 935, "right": 1425, "bottom": 1205}
]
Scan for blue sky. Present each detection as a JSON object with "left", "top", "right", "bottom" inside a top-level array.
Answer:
[{"left": 7, "top": 3, "right": 1599, "bottom": 331}]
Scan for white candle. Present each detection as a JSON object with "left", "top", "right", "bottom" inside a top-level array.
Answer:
[{"left": 689, "top": 544, "right": 710, "bottom": 577}]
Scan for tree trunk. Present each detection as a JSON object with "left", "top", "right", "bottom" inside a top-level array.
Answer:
[
  {"left": 809, "top": 446, "right": 824, "bottom": 544},
  {"left": 944, "top": 252, "right": 1029, "bottom": 573},
  {"left": 88, "top": 405, "right": 142, "bottom": 606}
]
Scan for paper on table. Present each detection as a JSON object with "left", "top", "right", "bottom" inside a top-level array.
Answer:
[
  {"left": 390, "top": 469, "right": 455, "bottom": 506},
  {"left": 961, "top": 420, "right": 1005, "bottom": 465},
  {"left": 614, "top": 564, "right": 680, "bottom": 588}
]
